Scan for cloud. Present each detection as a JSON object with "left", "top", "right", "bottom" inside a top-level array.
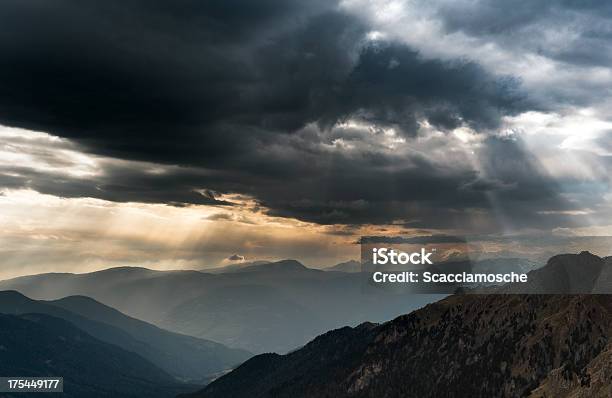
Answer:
[
  {"left": 342, "top": 0, "right": 612, "bottom": 114},
  {"left": 0, "top": 163, "right": 233, "bottom": 207},
  {"left": 359, "top": 235, "right": 467, "bottom": 244},
  {"left": 206, "top": 213, "right": 235, "bottom": 221},
  {"left": 0, "top": 2, "right": 528, "bottom": 156},
  {"left": 330, "top": 43, "right": 529, "bottom": 135},
  {"left": 0, "top": 0, "right": 604, "bottom": 234}
]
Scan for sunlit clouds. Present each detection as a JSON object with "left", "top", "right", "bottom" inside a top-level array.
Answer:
[
  {"left": 0, "top": 187, "right": 362, "bottom": 278},
  {"left": 1, "top": 110, "right": 611, "bottom": 278}
]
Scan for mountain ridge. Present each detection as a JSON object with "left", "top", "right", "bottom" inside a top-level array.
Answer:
[
  {"left": 500, "top": 251, "right": 607, "bottom": 293},
  {"left": 184, "top": 294, "right": 612, "bottom": 398},
  {"left": 0, "top": 312, "right": 194, "bottom": 398},
  {"left": 0, "top": 260, "right": 441, "bottom": 353},
  {"left": 184, "top": 252, "right": 612, "bottom": 397},
  {"left": 0, "top": 290, "right": 250, "bottom": 382},
  {"left": 326, "top": 260, "right": 362, "bottom": 273}
]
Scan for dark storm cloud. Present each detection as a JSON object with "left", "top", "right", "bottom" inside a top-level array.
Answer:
[
  {"left": 322, "top": 45, "right": 529, "bottom": 135},
  {"left": 0, "top": 0, "right": 569, "bottom": 230},
  {"left": 259, "top": 135, "right": 577, "bottom": 229},
  {"left": 0, "top": 164, "right": 232, "bottom": 206},
  {"left": 0, "top": 0, "right": 349, "bottom": 165},
  {"left": 241, "top": 16, "right": 530, "bottom": 136},
  {"left": 0, "top": 0, "right": 529, "bottom": 155}
]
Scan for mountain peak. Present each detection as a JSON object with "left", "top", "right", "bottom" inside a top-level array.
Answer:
[
  {"left": 499, "top": 251, "right": 607, "bottom": 294},
  {"left": 234, "top": 259, "right": 308, "bottom": 273},
  {"left": 0, "top": 289, "right": 27, "bottom": 297},
  {"left": 90, "top": 266, "right": 156, "bottom": 275},
  {"left": 273, "top": 259, "right": 307, "bottom": 268},
  {"left": 48, "top": 295, "right": 118, "bottom": 316},
  {"left": 326, "top": 260, "right": 361, "bottom": 273},
  {"left": 0, "top": 290, "right": 33, "bottom": 304}
]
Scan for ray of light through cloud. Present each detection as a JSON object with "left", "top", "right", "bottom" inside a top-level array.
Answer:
[{"left": 0, "top": 0, "right": 611, "bottom": 277}]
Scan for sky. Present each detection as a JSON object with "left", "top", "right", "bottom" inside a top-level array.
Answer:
[{"left": 1, "top": 0, "right": 612, "bottom": 278}]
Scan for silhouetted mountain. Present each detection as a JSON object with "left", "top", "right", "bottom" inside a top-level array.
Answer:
[
  {"left": 180, "top": 323, "right": 379, "bottom": 398},
  {"left": 50, "top": 295, "right": 251, "bottom": 381},
  {"left": 200, "top": 259, "right": 304, "bottom": 275},
  {"left": 0, "top": 260, "right": 442, "bottom": 353},
  {"left": 202, "top": 261, "right": 271, "bottom": 274},
  {"left": 326, "top": 260, "right": 361, "bottom": 273},
  {"left": 501, "top": 251, "right": 609, "bottom": 293},
  {"left": 0, "top": 267, "right": 220, "bottom": 322},
  {"left": 0, "top": 313, "right": 193, "bottom": 398},
  {"left": 230, "top": 259, "right": 308, "bottom": 273},
  {"left": 183, "top": 253, "right": 612, "bottom": 398},
  {"left": 0, "top": 291, "right": 250, "bottom": 382}
]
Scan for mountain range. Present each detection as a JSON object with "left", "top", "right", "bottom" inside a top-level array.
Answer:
[
  {"left": 0, "top": 260, "right": 443, "bottom": 353},
  {"left": 0, "top": 291, "right": 250, "bottom": 383},
  {"left": 200, "top": 261, "right": 272, "bottom": 274},
  {"left": 325, "top": 260, "right": 362, "bottom": 273},
  {"left": 182, "top": 252, "right": 612, "bottom": 398},
  {"left": 185, "top": 293, "right": 612, "bottom": 398},
  {"left": 2, "top": 252, "right": 609, "bottom": 397},
  {"left": 0, "top": 312, "right": 195, "bottom": 398}
]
